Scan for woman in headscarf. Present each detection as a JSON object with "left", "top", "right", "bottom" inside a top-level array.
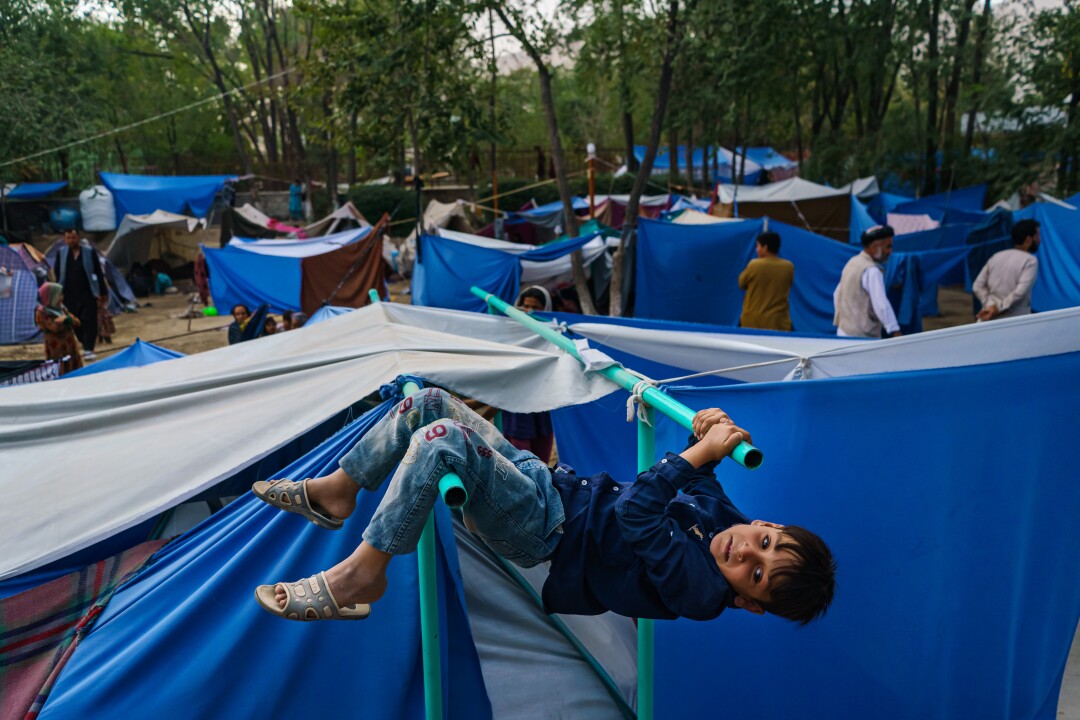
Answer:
[
  {"left": 501, "top": 286, "right": 556, "bottom": 463},
  {"left": 34, "top": 282, "right": 84, "bottom": 375}
]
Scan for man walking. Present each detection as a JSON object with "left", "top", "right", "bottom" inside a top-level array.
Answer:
[
  {"left": 833, "top": 225, "right": 901, "bottom": 338},
  {"left": 738, "top": 230, "right": 794, "bottom": 331},
  {"left": 56, "top": 229, "right": 107, "bottom": 359},
  {"left": 973, "top": 219, "right": 1040, "bottom": 321}
]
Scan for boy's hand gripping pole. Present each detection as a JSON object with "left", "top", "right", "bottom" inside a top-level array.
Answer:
[{"left": 470, "top": 286, "right": 763, "bottom": 470}]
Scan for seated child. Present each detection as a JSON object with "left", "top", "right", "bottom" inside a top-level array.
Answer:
[{"left": 253, "top": 388, "right": 835, "bottom": 624}]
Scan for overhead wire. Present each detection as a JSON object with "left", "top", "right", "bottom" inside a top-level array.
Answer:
[{"left": 0, "top": 68, "right": 297, "bottom": 170}]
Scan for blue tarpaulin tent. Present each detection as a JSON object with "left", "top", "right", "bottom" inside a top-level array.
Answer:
[
  {"left": 203, "top": 227, "right": 374, "bottom": 314},
  {"left": 411, "top": 233, "right": 597, "bottom": 312},
  {"left": 633, "top": 145, "right": 765, "bottom": 185},
  {"left": 5, "top": 182, "right": 68, "bottom": 200},
  {"left": 99, "top": 173, "right": 235, "bottom": 222},
  {"left": 64, "top": 339, "right": 183, "bottom": 379}
]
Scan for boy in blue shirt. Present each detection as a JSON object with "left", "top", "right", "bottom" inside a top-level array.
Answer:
[{"left": 254, "top": 388, "right": 835, "bottom": 625}]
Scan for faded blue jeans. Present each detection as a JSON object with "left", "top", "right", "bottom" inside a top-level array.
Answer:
[{"left": 339, "top": 388, "right": 565, "bottom": 567}]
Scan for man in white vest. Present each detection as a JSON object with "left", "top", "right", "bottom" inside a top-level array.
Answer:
[{"left": 833, "top": 225, "right": 901, "bottom": 338}]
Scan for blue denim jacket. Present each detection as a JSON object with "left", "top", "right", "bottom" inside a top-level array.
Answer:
[{"left": 542, "top": 450, "right": 750, "bottom": 620}]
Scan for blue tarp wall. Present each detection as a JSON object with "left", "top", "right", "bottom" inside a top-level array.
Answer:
[
  {"left": 37, "top": 394, "right": 492, "bottom": 720},
  {"left": 64, "top": 339, "right": 183, "bottom": 379},
  {"left": 634, "top": 217, "right": 931, "bottom": 334},
  {"left": 551, "top": 350, "right": 1080, "bottom": 719},
  {"left": 204, "top": 244, "right": 302, "bottom": 314},
  {"left": 1015, "top": 202, "right": 1080, "bottom": 312},
  {"left": 100, "top": 173, "right": 234, "bottom": 223},
  {"left": 411, "top": 233, "right": 597, "bottom": 312}
]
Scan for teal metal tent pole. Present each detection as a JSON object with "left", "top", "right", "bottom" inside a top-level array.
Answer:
[
  {"left": 368, "top": 288, "right": 380, "bottom": 303},
  {"left": 637, "top": 406, "right": 656, "bottom": 720},
  {"left": 469, "top": 286, "right": 763, "bottom": 470},
  {"left": 378, "top": 298, "right": 469, "bottom": 720}
]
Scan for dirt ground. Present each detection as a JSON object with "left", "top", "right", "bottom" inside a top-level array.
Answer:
[{"left": 0, "top": 281, "right": 976, "bottom": 366}]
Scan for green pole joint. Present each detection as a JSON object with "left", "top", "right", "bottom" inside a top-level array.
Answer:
[
  {"left": 368, "top": 288, "right": 381, "bottom": 303},
  {"left": 468, "top": 286, "right": 763, "bottom": 470}
]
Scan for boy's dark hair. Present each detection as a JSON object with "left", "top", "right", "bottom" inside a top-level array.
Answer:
[
  {"left": 759, "top": 525, "right": 836, "bottom": 625},
  {"left": 756, "top": 231, "right": 781, "bottom": 254},
  {"left": 517, "top": 287, "right": 546, "bottom": 307},
  {"left": 231, "top": 303, "right": 250, "bottom": 315},
  {"left": 1012, "top": 219, "right": 1040, "bottom": 245}
]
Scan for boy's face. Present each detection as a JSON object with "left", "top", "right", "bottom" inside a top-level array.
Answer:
[{"left": 710, "top": 520, "right": 794, "bottom": 615}]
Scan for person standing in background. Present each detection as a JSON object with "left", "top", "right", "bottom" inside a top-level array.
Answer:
[
  {"left": 738, "top": 231, "right": 794, "bottom": 331},
  {"left": 973, "top": 219, "right": 1040, "bottom": 321},
  {"left": 56, "top": 229, "right": 107, "bottom": 359}
]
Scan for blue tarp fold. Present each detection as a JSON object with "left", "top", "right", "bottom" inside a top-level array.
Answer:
[
  {"left": 6, "top": 181, "right": 68, "bottom": 200},
  {"left": 1016, "top": 202, "right": 1080, "bottom": 312},
  {"left": 64, "top": 339, "right": 183, "bottom": 378}
]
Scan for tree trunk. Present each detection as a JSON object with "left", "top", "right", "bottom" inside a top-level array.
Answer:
[
  {"left": 963, "top": 0, "right": 992, "bottom": 158},
  {"left": 494, "top": 4, "right": 596, "bottom": 314},
  {"left": 615, "top": 0, "right": 637, "bottom": 172},
  {"left": 668, "top": 125, "right": 679, "bottom": 185},
  {"left": 791, "top": 67, "right": 805, "bottom": 173},
  {"left": 922, "top": 0, "right": 942, "bottom": 197},
  {"left": 942, "top": 0, "right": 977, "bottom": 190},
  {"left": 686, "top": 125, "right": 695, "bottom": 190},
  {"left": 610, "top": 0, "right": 687, "bottom": 316}
]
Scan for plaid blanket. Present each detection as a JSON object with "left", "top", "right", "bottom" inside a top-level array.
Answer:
[{"left": 0, "top": 540, "right": 166, "bottom": 720}]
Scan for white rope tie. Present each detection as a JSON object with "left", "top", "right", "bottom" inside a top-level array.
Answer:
[
  {"left": 650, "top": 356, "right": 803, "bottom": 384},
  {"left": 626, "top": 379, "right": 657, "bottom": 426}
]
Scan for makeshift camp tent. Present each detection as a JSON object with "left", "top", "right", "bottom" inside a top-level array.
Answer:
[
  {"left": 303, "top": 201, "right": 371, "bottom": 237},
  {"left": 0, "top": 243, "right": 48, "bottom": 344},
  {"left": 204, "top": 225, "right": 386, "bottom": 315},
  {"left": 593, "top": 194, "right": 670, "bottom": 228},
  {"left": 104, "top": 210, "right": 210, "bottom": 271},
  {"left": 99, "top": 172, "right": 235, "bottom": 223},
  {"left": 735, "top": 147, "right": 799, "bottom": 181},
  {"left": 411, "top": 229, "right": 605, "bottom": 312},
  {"left": 307, "top": 304, "right": 355, "bottom": 326},
  {"left": 1012, "top": 201, "right": 1080, "bottom": 312},
  {"left": 715, "top": 178, "right": 851, "bottom": 240},
  {"left": 64, "top": 339, "right": 183, "bottom": 378},
  {"left": 634, "top": 145, "right": 765, "bottom": 184}
]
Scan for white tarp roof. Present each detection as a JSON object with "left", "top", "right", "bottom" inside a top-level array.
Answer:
[
  {"left": 672, "top": 209, "right": 743, "bottom": 225},
  {"left": 717, "top": 177, "right": 848, "bottom": 204},
  {"left": 226, "top": 226, "right": 371, "bottom": 257},
  {"left": 0, "top": 303, "right": 614, "bottom": 580},
  {"left": 437, "top": 228, "right": 608, "bottom": 283},
  {"left": 569, "top": 307, "right": 1080, "bottom": 383}
]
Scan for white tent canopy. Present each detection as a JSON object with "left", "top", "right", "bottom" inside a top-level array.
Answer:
[
  {"left": 569, "top": 307, "right": 1080, "bottom": 383},
  {"left": 717, "top": 177, "right": 849, "bottom": 204},
  {"left": 0, "top": 303, "right": 614, "bottom": 581},
  {"left": 225, "top": 226, "right": 371, "bottom": 257}
]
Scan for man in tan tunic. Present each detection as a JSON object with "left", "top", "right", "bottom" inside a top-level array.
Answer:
[
  {"left": 973, "top": 219, "right": 1040, "bottom": 321},
  {"left": 738, "top": 231, "right": 794, "bottom": 331}
]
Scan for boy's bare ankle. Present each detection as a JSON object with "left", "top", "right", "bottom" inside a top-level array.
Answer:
[{"left": 306, "top": 473, "right": 359, "bottom": 520}]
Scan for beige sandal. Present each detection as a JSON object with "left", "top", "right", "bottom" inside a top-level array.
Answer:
[
  {"left": 254, "top": 572, "right": 371, "bottom": 621},
  {"left": 252, "top": 478, "right": 344, "bottom": 530}
]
